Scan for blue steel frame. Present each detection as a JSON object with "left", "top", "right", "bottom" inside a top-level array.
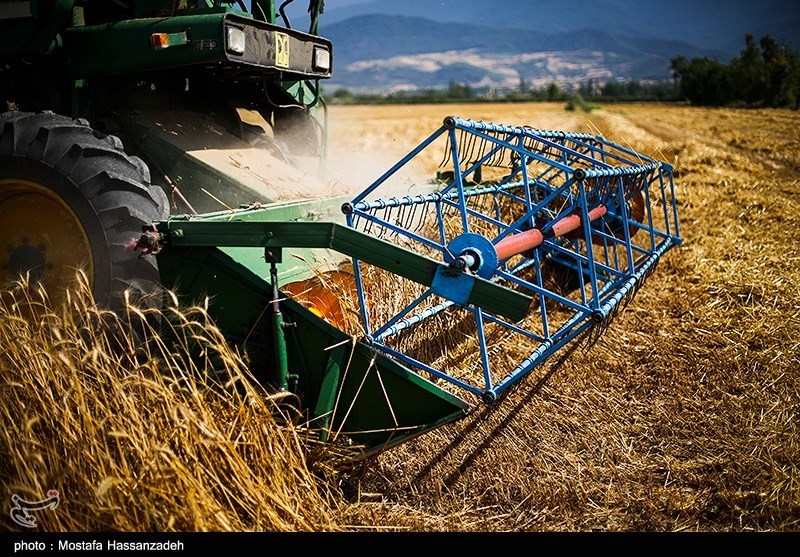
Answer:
[{"left": 345, "top": 116, "right": 682, "bottom": 403}]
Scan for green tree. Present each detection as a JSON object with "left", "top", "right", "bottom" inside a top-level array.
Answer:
[
  {"left": 545, "top": 82, "right": 563, "bottom": 101},
  {"left": 761, "top": 35, "right": 799, "bottom": 107},
  {"left": 671, "top": 56, "right": 731, "bottom": 105},
  {"left": 331, "top": 88, "right": 352, "bottom": 100},
  {"left": 447, "top": 80, "right": 474, "bottom": 100},
  {"left": 626, "top": 80, "right": 643, "bottom": 97},
  {"left": 729, "top": 34, "right": 767, "bottom": 104},
  {"left": 601, "top": 81, "right": 623, "bottom": 97},
  {"left": 671, "top": 34, "right": 800, "bottom": 108}
]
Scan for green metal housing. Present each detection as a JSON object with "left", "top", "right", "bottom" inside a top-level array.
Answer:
[{"left": 152, "top": 207, "right": 475, "bottom": 452}]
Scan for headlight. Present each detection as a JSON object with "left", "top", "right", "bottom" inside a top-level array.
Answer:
[
  {"left": 226, "top": 26, "right": 246, "bottom": 55},
  {"left": 313, "top": 46, "right": 331, "bottom": 72}
]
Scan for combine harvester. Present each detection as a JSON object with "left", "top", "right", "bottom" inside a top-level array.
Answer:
[{"left": 0, "top": 1, "right": 681, "bottom": 455}]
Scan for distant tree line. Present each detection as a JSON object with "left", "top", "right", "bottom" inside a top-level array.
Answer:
[
  {"left": 670, "top": 34, "right": 800, "bottom": 108},
  {"left": 326, "top": 78, "right": 677, "bottom": 105},
  {"left": 575, "top": 78, "right": 679, "bottom": 102}
]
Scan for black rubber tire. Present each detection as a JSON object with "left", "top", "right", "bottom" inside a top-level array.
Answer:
[{"left": 0, "top": 110, "right": 169, "bottom": 311}]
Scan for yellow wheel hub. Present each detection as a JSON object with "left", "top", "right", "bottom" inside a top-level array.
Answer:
[{"left": 0, "top": 179, "right": 93, "bottom": 297}]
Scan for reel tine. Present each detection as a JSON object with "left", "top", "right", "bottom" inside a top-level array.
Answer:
[
  {"left": 440, "top": 132, "right": 453, "bottom": 168},
  {"left": 484, "top": 135, "right": 497, "bottom": 166},
  {"left": 413, "top": 200, "right": 428, "bottom": 234},
  {"left": 495, "top": 133, "right": 511, "bottom": 167},
  {"left": 476, "top": 135, "right": 489, "bottom": 166},
  {"left": 463, "top": 129, "right": 478, "bottom": 168},
  {"left": 364, "top": 213, "right": 374, "bottom": 236},
  {"left": 391, "top": 203, "right": 407, "bottom": 240},
  {"left": 378, "top": 205, "right": 395, "bottom": 239},
  {"left": 403, "top": 201, "right": 416, "bottom": 232}
]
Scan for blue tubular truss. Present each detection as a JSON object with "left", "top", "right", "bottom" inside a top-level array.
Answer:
[{"left": 344, "top": 116, "right": 682, "bottom": 404}]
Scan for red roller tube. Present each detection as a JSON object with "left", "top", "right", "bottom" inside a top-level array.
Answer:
[
  {"left": 552, "top": 205, "right": 607, "bottom": 237},
  {"left": 494, "top": 205, "right": 608, "bottom": 261},
  {"left": 495, "top": 228, "right": 544, "bottom": 261}
]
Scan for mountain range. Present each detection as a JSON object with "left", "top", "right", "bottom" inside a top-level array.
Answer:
[{"left": 282, "top": 0, "right": 800, "bottom": 92}]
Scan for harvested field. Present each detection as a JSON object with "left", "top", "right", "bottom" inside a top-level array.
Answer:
[{"left": 2, "top": 102, "right": 798, "bottom": 532}]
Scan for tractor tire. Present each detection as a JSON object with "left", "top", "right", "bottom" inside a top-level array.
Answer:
[{"left": 0, "top": 111, "right": 169, "bottom": 311}]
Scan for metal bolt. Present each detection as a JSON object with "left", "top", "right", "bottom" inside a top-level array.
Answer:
[{"left": 450, "top": 257, "right": 467, "bottom": 272}]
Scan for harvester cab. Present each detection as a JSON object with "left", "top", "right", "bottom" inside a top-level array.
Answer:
[{"left": 0, "top": 1, "right": 681, "bottom": 456}]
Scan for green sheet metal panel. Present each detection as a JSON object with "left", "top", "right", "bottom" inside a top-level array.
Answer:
[{"left": 155, "top": 244, "right": 470, "bottom": 454}]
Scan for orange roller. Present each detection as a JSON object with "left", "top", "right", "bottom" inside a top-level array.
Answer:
[{"left": 281, "top": 270, "right": 356, "bottom": 330}]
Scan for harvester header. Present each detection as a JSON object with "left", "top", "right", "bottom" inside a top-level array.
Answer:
[{"left": 133, "top": 115, "right": 681, "bottom": 453}]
